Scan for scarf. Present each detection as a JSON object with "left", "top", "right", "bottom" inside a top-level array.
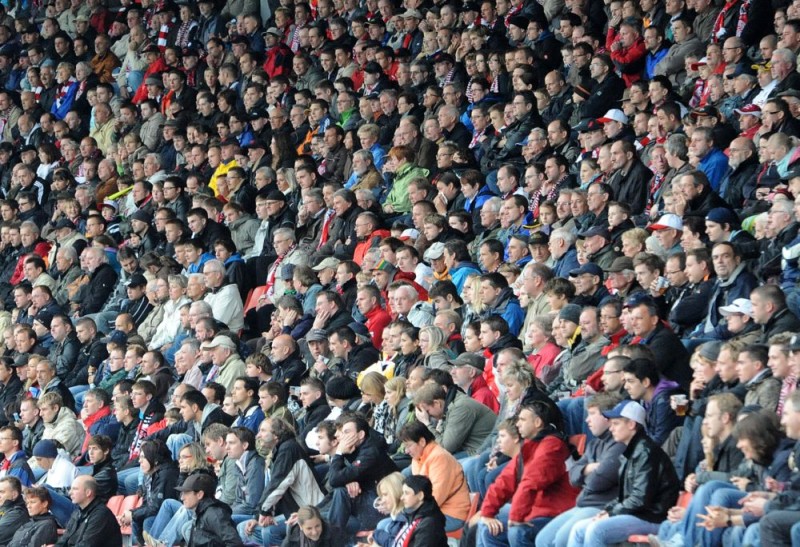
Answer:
[
  {"left": 646, "top": 172, "right": 665, "bottom": 216},
  {"left": 55, "top": 78, "right": 76, "bottom": 107},
  {"left": 266, "top": 244, "right": 295, "bottom": 299},
  {"left": 317, "top": 209, "right": 336, "bottom": 249},
  {"left": 81, "top": 406, "right": 112, "bottom": 454},
  {"left": 712, "top": 0, "right": 749, "bottom": 42},
  {"left": 290, "top": 23, "right": 305, "bottom": 53},
  {"left": 157, "top": 17, "right": 176, "bottom": 51},
  {"left": 176, "top": 20, "right": 196, "bottom": 49}
]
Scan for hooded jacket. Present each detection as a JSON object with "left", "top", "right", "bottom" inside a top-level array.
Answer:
[
  {"left": 570, "top": 429, "right": 626, "bottom": 508},
  {"left": 329, "top": 429, "right": 398, "bottom": 492},
  {"left": 41, "top": 406, "right": 84, "bottom": 459},
  {"left": 258, "top": 435, "right": 325, "bottom": 517},
  {"left": 482, "top": 428, "right": 579, "bottom": 522},
  {"left": 0, "top": 496, "right": 28, "bottom": 545},
  {"left": 643, "top": 378, "right": 684, "bottom": 445},
  {"left": 481, "top": 287, "right": 525, "bottom": 337}
]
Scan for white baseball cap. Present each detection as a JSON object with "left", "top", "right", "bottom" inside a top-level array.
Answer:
[
  {"left": 602, "top": 400, "right": 646, "bottom": 426},
  {"left": 719, "top": 298, "right": 753, "bottom": 317},
  {"left": 597, "top": 108, "right": 629, "bottom": 125}
]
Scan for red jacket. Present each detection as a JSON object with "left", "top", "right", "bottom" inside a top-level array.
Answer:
[
  {"left": 353, "top": 229, "right": 390, "bottom": 266},
  {"left": 469, "top": 375, "right": 499, "bottom": 414},
  {"left": 482, "top": 432, "right": 579, "bottom": 522},
  {"left": 607, "top": 30, "right": 647, "bottom": 87},
  {"left": 365, "top": 304, "right": 392, "bottom": 350},
  {"left": 263, "top": 43, "right": 294, "bottom": 79}
]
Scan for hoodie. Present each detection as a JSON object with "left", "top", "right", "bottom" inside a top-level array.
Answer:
[{"left": 643, "top": 378, "right": 684, "bottom": 445}]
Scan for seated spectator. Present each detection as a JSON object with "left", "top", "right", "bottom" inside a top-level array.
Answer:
[
  {"left": 283, "top": 505, "right": 335, "bottom": 547},
  {"left": 218, "top": 427, "right": 265, "bottom": 521},
  {"left": 176, "top": 473, "right": 245, "bottom": 546},
  {"left": 32, "top": 438, "right": 77, "bottom": 526},
  {"left": 399, "top": 420, "right": 470, "bottom": 532},
  {"left": 569, "top": 400, "right": 679, "bottom": 546},
  {"left": 622, "top": 357, "right": 684, "bottom": 445},
  {"left": 474, "top": 401, "right": 578, "bottom": 546},
  {"left": 0, "top": 476, "right": 29, "bottom": 546},
  {"left": 413, "top": 383, "right": 495, "bottom": 458},
  {"left": 7, "top": 485, "right": 58, "bottom": 547},
  {"left": 58, "top": 475, "right": 122, "bottom": 547},
  {"left": 0, "top": 425, "right": 34, "bottom": 486},
  {"left": 35, "top": 392, "right": 84, "bottom": 460}
]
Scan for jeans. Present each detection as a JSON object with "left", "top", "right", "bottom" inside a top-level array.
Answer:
[
  {"left": 477, "top": 503, "right": 550, "bottom": 547},
  {"left": 557, "top": 397, "right": 590, "bottom": 439},
  {"left": 461, "top": 452, "right": 508, "bottom": 499},
  {"left": 166, "top": 433, "right": 194, "bottom": 460},
  {"left": 445, "top": 515, "right": 465, "bottom": 533},
  {"left": 46, "top": 486, "right": 77, "bottom": 527},
  {"left": 761, "top": 510, "right": 800, "bottom": 547},
  {"left": 535, "top": 506, "right": 601, "bottom": 547},
  {"left": 658, "top": 480, "right": 736, "bottom": 547},
  {"left": 70, "top": 385, "right": 90, "bottom": 414},
  {"left": 568, "top": 514, "right": 660, "bottom": 547},
  {"left": 698, "top": 484, "right": 747, "bottom": 547},
  {"left": 148, "top": 498, "right": 189, "bottom": 545},
  {"left": 117, "top": 466, "right": 141, "bottom": 495},
  {"left": 132, "top": 515, "right": 155, "bottom": 544},
  {"left": 237, "top": 514, "right": 287, "bottom": 546},
  {"left": 324, "top": 486, "right": 381, "bottom": 533}
]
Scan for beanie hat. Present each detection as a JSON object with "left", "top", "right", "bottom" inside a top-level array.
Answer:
[
  {"left": 558, "top": 304, "right": 582, "bottom": 325},
  {"left": 33, "top": 439, "right": 58, "bottom": 458}
]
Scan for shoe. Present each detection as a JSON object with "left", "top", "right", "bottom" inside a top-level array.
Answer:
[
  {"left": 648, "top": 534, "right": 684, "bottom": 547},
  {"left": 142, "top": 532, "right": 156, "bottom": 547}
]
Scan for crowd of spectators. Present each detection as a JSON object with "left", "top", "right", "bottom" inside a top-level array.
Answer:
[{"left": 1, "top": 0, "right": 800, "bottom": 545}]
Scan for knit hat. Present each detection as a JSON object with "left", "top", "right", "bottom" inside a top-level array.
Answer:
[
  {"left": 558, "top": 304, "right": 582, "bottom": 325},
  {"left": 33, "top": 439, "right": 58, "bottom": 458},
  {"left": 325, "top": 376, "right": 360, "bottom": 400},
  {"left": 698, "top": 340, "right": 723, "bottom": 362}
]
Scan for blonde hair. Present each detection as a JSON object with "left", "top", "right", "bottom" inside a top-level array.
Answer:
[
  {"left": 360, "top": 371, "right": 387, "bottom": 399},
  {"left": 419, "top": 325, "right": 446, "bottom": 354},
  {"left": 377, "top": 472, "right": 405, "bottom": 518}
]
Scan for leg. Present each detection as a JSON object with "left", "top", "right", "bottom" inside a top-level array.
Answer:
[
  {"left": 166, "top": 433, "right": 193, "bottom": 460},
  {"left": 582, "top": 514, "right": 661, "bottom": 547},
  {"left": 791, "top": 519, "right": 800, "bottom": 546},
  {"left": 462, "top": 452, "right": 490, "bottom": 493},
  {"left": 324, "top": 486, "right": 355, "bottom": 532},
  {"left": 699, "top": 486, "right": 747, "bottom": 547},
  {"left": 536, "top": 507, "right": 601, "bottom": 547},
  {"left": 676, "top": 480, "right": 738, "bottom": 547},
  {"left": 742, "top": 522, "right": 760, "bottom": 547},
  {"left": 116, "top": 465, "right": 140, "bottom": 495},
  {"left": 507, "top": 517, "right": 551, "bottom": 546},
  {"left": 760, "top": 510, "right": 800, "bottom": 547},
  {"left": 477, "top": 503, "right": 512, "bottom": 547},
  {"left": 148, "top": 499, "right": 182, "bottom": 540},
  {"left": 445, "top": 514, "right": 465, "bottom": 533},
  {"left": 566, "top": 515, "right": 595, "bottom": 547},
  {"left": 557, "top": 397, "right": 587, "bottom": 437},
  {"left": 481, "top": 461, "right": 510, "bottom": 500}
]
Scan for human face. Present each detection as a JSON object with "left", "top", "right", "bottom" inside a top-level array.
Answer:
[
  {"left": 715, "top": 348, "right": 738, "bottom": 383},
  {"left": 736, "top": 351, "right": 761, "bottom": 383},
  {"left": 399, "top": 332, "right": 418, "bottom": 355},
  {"left": 299, "top": 384, "right": 321, "bottom": 408},
  {"left": 712, "top": 245, "right": 738, "bottom": 278},
  {"left": 300, "top": 517, "right": 324, "bottom": 541},
  {"left": 225, "top": 432, "right": 247, "bottom": 459},
  {"left": 515, "top": 407, "right": 541, "bottom": 439},
  {"left": 782, "top": 399, "right": 800, "bottom": 440},
  {"left": 769, "top": 345, "right": 791, "bottom": 380},
  {"left": 404, "top": 437, "right": 426, "bottom": 459}
]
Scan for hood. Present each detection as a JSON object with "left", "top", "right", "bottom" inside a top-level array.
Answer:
[
  {"left": 651, "top": 378, "right": 681, "bottom": 401},
  {"left": 489, "top": 332, "right": 523, "bottom": 354},
  {"left": 718, "top": 262, "right": 748, "bottom": 286}
]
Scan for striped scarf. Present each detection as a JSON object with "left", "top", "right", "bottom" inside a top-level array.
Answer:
[
  {"left": 290, "top": 23, "right": 305, "bottom": 53},
  {"left": 157, "top": 17, "right": 176, "bottom": 51},
  {"left": 54, "top": 78, "right": 76, "bottom": 108},
  {"left": 712, "top": 0, "right": 750, "bottom": 42},
  {"left": 176, "top": 20, "right": 197, "bottom": 49}
]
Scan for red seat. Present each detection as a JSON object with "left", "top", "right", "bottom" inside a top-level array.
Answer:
[
  {"left": 446, "top": 492, "right": 480, "bottom": 540},
  {"left": 106, "top": 495, "right": 124, "bottom": 516},
  {"left": 569, "top": 434, "right": 587, "bottom": 457},
  {"left": 117, "top": 495, "right": 141, "bottom": 537}
]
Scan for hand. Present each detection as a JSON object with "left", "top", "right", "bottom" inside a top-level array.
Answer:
[
  {"left": 259, "top": 514, "right": 274, "bottom": 527},
  {"left": 593, "top": 511, "right": 609, "bottom": 521},
  {"left": 338, "top": 432, "right": 359, "bottom": 455},
  {"left": 244, "top": 519, "right": 258, "bottom": 534},
  {"left": 287, "top": 513, "right": 299, "bottom": 526},
  {"left": 314, "top": 358, "right": 329, "bottom": 374},
  {"left": 282, "top": 309, "right": 298, "bottom": 327},
  {"left": 485, "top": 456, "right": 497, "bottom": 470},
  {"left": 667, "top": 506, "right": 686, "bottom": 523},
  {"left": 468, "top": 512, "right": 483, "bottom": 527},
  {"left": 685, "top": 473, "right": 698, "bottom": 493},
  {"left": 730, "top": 476, "right": 750, "bottom": 491},
  {"left": 742, "top": 496, "right": 767, "bottom": 517},
  {"left": 414, "top": 407, "right": 430, "bottom": 426},
  {"left": 311, "top": 454, "right": 327, "bottom": 463},
  {"left": 765, "top": 477, "right": 783, "bottom": 493},
  {"left": 383, "top": 203, "right": 395, "bottom": 213},
  {"left": 346, "top": 481, "right": 361, "bottom": 498},
  {"left": 696, "top": 506, "right": 728, "bottom": 530},
  {"left": 480, "top": 516, "right": 504, "bottom": 536}
]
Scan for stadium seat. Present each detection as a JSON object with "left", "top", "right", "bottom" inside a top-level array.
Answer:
[
  {"left": 446, "top": 491, "right": 480, "bottom": 541},
  {"left": 569, "top": 434, "right": 587, "bottom": 457},
  {"left": 116, "top": 494, "right": 142, "bottom": 538}
]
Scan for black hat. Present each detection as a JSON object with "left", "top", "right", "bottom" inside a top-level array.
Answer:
[
  {"left": 573, "top": 118, "right": 602, "bottom": 132},
  {"left": 34, "top": 310, "right": 54, "bottom": 329},
  {"left": 265, "top": 190, "right": 287, "bottom": 203},
  {"left": 54, "top": 218, "right": 76, "bottom": 230},
  {"left": 528, "top": 232, "right": 549, "bottom": 246},
  {"left": 432, "top": 52, "right": 455, "bottom": 65},
  {"left": 221, "top": 137, "right": 240, "bottom": 147},
  {"left": 130, "top": 209, "right": 152, "bottom": 224},
  {"left": 181, "top": 46, "right": 199, "bottom": 57},
  {"left": 175, "top": 474, "right": 216, "bottom": 496},
  {"left": 142, "top": 44, "right": 161, "bottom": 55},
  {"left": 690, "top": 105, "right": 719, "bottom": 120},
  {"left": 19, "top": 144, "right": 36, "bottom": 153},
  {"left": 100, "top": 329, "right": 128, "bottom": 345},
  {"left": 230, "top": 35, "right": 249, "bottom": 45},
  {"left": 508, "top": 15, "right": 529, "bottom": 29},
  {"left": 126, "top": 273, "right": 148, "bottom": 288},
  {"left": 245, "top": 139, "right": 268, "bottom": 150},
  {"left": 726, "top": 62, "right": 757, "bottom": 79},
  {"left": 574, "top": 78, "right": 594, "bottom": 100},
  {"left": 363, "top": 61, "right": 383, "bottom": 74},
  {"left": 449, "top": 352, "right": 486, "bottom": 371},
  {"left": 578, "top": 225, "right": 611, "bottom": 239},
  {"left": 367, "top": 15, "right": 384, "bottom": 26},
  {"left": 569, "top": 263, "right": 604, "bottom": 278},
  {"left": 249, "top": 107, "right": 269, "bottom": 120},
  {"left": 348, "top": 322, "right": 371, "bottom": 339},
  {"left": 325, "top": 376, "right": 360, "bottom": 400}
]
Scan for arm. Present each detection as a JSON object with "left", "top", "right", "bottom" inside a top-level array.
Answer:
[{"left": 508, "top": 437, "right": 570, "bottom": 522}]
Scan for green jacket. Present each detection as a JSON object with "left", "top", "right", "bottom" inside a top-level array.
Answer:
[{"left": 385, "top": 163, "right": 429, "bottom": 213}]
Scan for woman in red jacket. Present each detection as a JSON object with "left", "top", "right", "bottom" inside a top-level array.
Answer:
[{"left": 472, "top": 400, "right": 579, "bottom": 547}]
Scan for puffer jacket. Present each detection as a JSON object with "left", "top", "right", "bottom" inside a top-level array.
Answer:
[
  {"left": 0, "top": 496, "right": 29, "bottom": 545},
  {"left": 481, "top": 287, "right": 525, "bottom": 337},
  {"left": 188, "top": 497, "right": 244, "bottom": 547},
  {"left": 605, "top": 430, "right": 679, "bottom": 522},
  {"left": 7, "top": 513, "right": 58, "bottom": 547}
]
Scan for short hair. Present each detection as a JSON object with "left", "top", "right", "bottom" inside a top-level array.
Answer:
[
  {"left": 182, "top": 389, "right": 207, "bottom": 410},
  {"left": 202, "top": 423, "right": 231, "bottom": 442},
  {"left": 622, "top": 357, "right": 660, "bottom": 386},
  {"left": 413, "top": 383, "right": 447, "bottom": 406},
  {"left": 398, "top": 420, "right": 436, "bottom": 444}
]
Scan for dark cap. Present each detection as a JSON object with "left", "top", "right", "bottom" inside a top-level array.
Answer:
[
  {"left": 574, "top": 80, "right": 593, "bottom": 100},
  {"left": 605, "top": 256, "right": 634, "bottom": 273},
  {"left": 245, "top": 139, "right": 268, "bottom": 150},
  {"left": 181, "top": 46, "right": 199, "bottom": 57},
  {"left": 221, "top": 137, "right": 240, "bottom": 147},
  {"left": 508, "top": 15, "right": 529, "bottom": 29},
  {"left": 578, "top": 225, "right": 611, "bottom": 240},
  {"left": 348, "top": 322, "right": 371, "bottom": 339},
  {"left": 19, "top": 144, "right": 36, "bottom": 153},
  {"left": 558, "top": 303, "right": 582, "bottom": 325},
  {"left": 363, "top": 61, "right": 383, "bottom": 74},
  {"left": 100, "top": 329, "right": 128, "bottom": 345},
  {"left": 144, "top": 74, "right": 162, "bottom": 86},
  {"left": 623, "top": 292, "right": 655, "bottom": 309},
  {"left": 126, "top": 273, "right": 148, "bottom": 288},
  {"left": 432, "top": 52, "right": 455, "bottom": 65},
  {"left": 142, "top": 45, "right": 161, "bottom": 55},
  {"left": 528, "top": 232, "right": 549, "bottom": 246},
  {"left": 130, "top": 209, "right": 152, "bottom": 224},
  {"left": 306, "top": 329, "right": 328, "bottom": 342},
  {"left": 705, "top": 207, "right": 739, "bottom": 227},
  {"left": 569, "top": 263, "right": 604, "bottom": 278},
  {"left": 279, "top": 263, "right": 295, "bottom": 281},
  {"left": 175, "top": 474, "right": 216, "bottom": 496},
  {"left": 573, "top": 118, "right": 602, "bottom": 133},
  {"left": 790, "top": 334, "right": 800, "bottom": 352},
  {"left": 265, "top": 190, "right": 287, "bottom": 203},
  {"left": 54, "top": 218, "right": 76, "bottom": 231},
  {"left": 326, "top": 376, "right": 360, "bottom": 400},
  {"left": 726, "top": 62, "right": 757, "bottom": 79},
  {"left": 34, "top": 310, "right": 54, "bottom": 329},
  {"left": 249, "top": 107, "right": 269, "bottom": 121},
  {"left": 230, "top": 34, "right": 249, "bottom": 45},
  {"left": 690, "top": 105, "right": 719, "bottom": 119},
  {"left": 367, "top": 15, "right": 384, "bottom": 26}
]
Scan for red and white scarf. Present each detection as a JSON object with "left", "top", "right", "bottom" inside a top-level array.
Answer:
[
  {"left": 266, "top": 244, "right": 295, "bottom": 299},
  {"left": 157, "top": 17, "right": 176, "bottom": 51},
  {"left": 712, "top": 0, "right": 750, "bottom": 42}
]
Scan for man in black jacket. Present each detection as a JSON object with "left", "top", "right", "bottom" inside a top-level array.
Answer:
[
  {"left": 0, "top": 357, "right": 21, "bottom": 426},
  {"left": 323, "top": 413, "right": 398, "bottom": 533},
  {"left": 569, "top": 400, "right": 679, "bottom": 545},
  {"left": 178, "top": 474, "right": 244, "bottom": 547},
  {"left": 0, "top": 476, "right": 29, "bottom": 545},
  {"left": 297, "top": 377, "right": 331, "bottom": 453},
  {"left": 57, "top": 475, "right": 122, "bottom": 547},
  {"left": 76, "top": 247, "right": 117, "bottom": 317},
  {"left": 328, "top": 326, "right": 380, "bottom": 381}
]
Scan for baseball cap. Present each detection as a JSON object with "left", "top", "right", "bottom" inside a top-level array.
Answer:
[
  {"left": 602, "top": 400, "right": 647, "bottom": 426},
  {"left": 569, "top": 263, "right": 604, "bottom": 278},
  {"left": 528, "top": 232, "right": 549, "bottom": 246},
  {"left": 312, "top": 257, "right": 340, "bottom": 271},
  {"left": 597, "top": 109, "right": 628, "bottom": 125},
  {"left": 200, "top": 335, "right": 237, "bottom": 351},
  {"left": 100, "top": 329, "right": 128, "bottom": 345},
  {"left": 573, "top": 118, "right": 602, "bottom": 133},
  {"left": 130, "top": 209, "right": 152, "bottom": 224},
  {"left": 727, "top": 63, "right": 757, "bottom": 79},
  {"left": 175, "top": 474, "right": 216, "bottom": 496},
  {"left": 372, "top": 259, "right": 396, "bottom": 274},
  {"left": 424, "top": 242, "right": 446, "bottom": 262},
  {"left": 126, "top": 273, "right": 148, "bottom": 288},
  {"left": 265, "top": 27, "right": 282, "bottom": 37},
  {"left": 691, "top": 105, "right": 719, "bottom": 120},
  {"left": 648, "top": 213, "right": 683, "bottom": 231},
  {"left": 578, "top": 225, "right": 611, "bottom": 240},
  {"left": 306, "top": 329, "right": 328, "bottom": 342},
  {"left": 690, "top": 56, "right": 708, "bottom": 70},
  {"left": 734, "top": 104, "right": 761, "bottom": 117},
  {"left": 449, "top": 353, "right": 486, "bottom": 371},
  {"left": 719, "top": 298, "right": 753, "bottom": 317},
  {"left": 348, "top": 322, "right": 371, "bottom": 339},
  {"left": 706, "top": 207, "right": 740, "bottom": 227},
  {"left": 401, "top": 9, "right": 423, "bottom": 19},
  {"left": 605, "top": 256, "right": 634, "bottom": 273}
]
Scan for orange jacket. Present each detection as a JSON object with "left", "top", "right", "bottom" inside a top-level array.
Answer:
[{"left": 411, "top": 441, "right": 470, "bottom": 521}]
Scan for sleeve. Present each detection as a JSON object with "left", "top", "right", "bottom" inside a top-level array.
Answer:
[
  {"left": 480, "top": 452, "right": 519, "bottom": 517},
  {"left": 583, "top": 442, "right": 626, "bottom": 494},
  {"left": 232, "top": 456, "right": 265, "bottom": 515},
  {"left": 437, "top": 402, "right": 474, "bottom": 455},
  {"left": 608, "top": 450, "right": 661, "bottom": 516},
  {"left": 647, "top": 397, "right": 683, "bottom": 446},
  {"left": 328, "top": 445, "right": 382, "bottom": 488}
]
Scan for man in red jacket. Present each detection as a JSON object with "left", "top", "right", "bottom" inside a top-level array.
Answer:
[{"left": 474, "top": 401, "right": 579, "bottom": 546}]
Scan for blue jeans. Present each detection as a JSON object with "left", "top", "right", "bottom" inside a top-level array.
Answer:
[
  {"left": 477, "top": 503, "right": 550, "bottom": 547},
  {"left": 70, "top": 385, "right": 90, "bottom": 414},
  {"left": 658, "top": 480, "right": 736, "bottom": 547},
  {"left": 535, "top": 506, "right": 601, "bottom": 547},
  {"left": 699, "top": 486, "right": 747, "bottom": 547},
  {"left": 461, "top": 452, "right": 508, "bottom": 499},
  {"left": 132, "top": 515, "right": 155, "bottom": 544},
  {"left": 166, "top": 433, "right": 193, "bottom": 460},
  {"left": 46, "top": 486, "right": 77, "bottom": 527},
  {"left": 149, "top": 498, "right": 189, "bottom": 545},
  {"left": 324, "top": 486, "right": 381, "bottom": 533},
  {"left": 445, "top": 515, "right": 465, "bottom": 533},
  {"left": 568, "top": 514, "right": 660, "bottom": 547},
  {"left": 557, "top": 397, "right": 590, "bottom": 439},
  {"left": 237, "top": 515, "right": 287, "bottom": 546},
  {"left": 116, "top": 466, "right": 141, "bottom": 495}
]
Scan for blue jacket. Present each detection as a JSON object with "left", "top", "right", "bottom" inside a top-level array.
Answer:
[
  {"left": 449, "top": 261, "right": 482, "bottom": 293},
  {"left": 643, "top": 378, "right": 684, "bottom": 446},
  {"left": 698, "top": 148, "right": 729, "bottom": 191},
  {"left": 232, "top": 403, "right": 265, "bottom": 434},
  {"left": 2, "top": 450, "right": 33, "bottom": 486},
  {"left": 552, "top": 248, "right": 580, "bottom": 279},
  {"left": 483, "top": 287, "right": 525, "bottom": 337}
]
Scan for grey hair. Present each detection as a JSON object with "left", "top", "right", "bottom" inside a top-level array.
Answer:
[
  {"left": 774, "top": 48, "right": 797, "bottom": 68},
  {"left": 665, "top": 134, "right": 689, "bottom": 161},
  {"left": 20, "top": 221, "right": 40, "bottom": 235},
  {"left": 273, "top": 227, "right": 296, "bottom": 243},
  {"left": 482, "top": 196, "right": 503, "bottom": 213},
  {"left": 550, "top": 228, "right": 576, "bottom": 246},
  {"left": 189, "top": 299, "right": 213, "bottom": 316}
]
